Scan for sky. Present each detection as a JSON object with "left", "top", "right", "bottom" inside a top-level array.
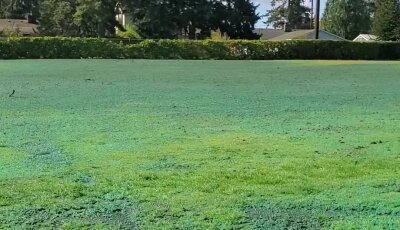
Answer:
[{"left": 253, "top": 0, "right": 327, "bottom": 28}]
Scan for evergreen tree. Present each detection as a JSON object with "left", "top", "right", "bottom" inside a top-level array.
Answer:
[
  {"left": 124, "top": 0, "right": 260, "bottom": 39},
  {"left": 221, "top": 0, "right": 261, "bottom": 39},
  {"left": 208, "top": 0, "right": 261, "bottom": 39},
  {"left": 124, "top": 0, "right": 182, "bottom": 38},
  {"left": 1, "top": 0, "right": 261, "bottom": 39},
  {"left": 266, "top": 0, "right": 311, "bottom": 30},
  {"left": 372, "top": 0, "right": 400, "bottom": 41},
  {"left": 178, "top": 0, "right": 215, "bottom": 39}
]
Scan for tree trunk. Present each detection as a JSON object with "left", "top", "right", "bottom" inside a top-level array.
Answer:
[{"left": 188, "top": 22, "right": 196, "bottom": 40}]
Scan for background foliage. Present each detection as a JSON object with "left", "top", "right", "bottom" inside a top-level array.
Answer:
[
  {"left": 266, "top": 0, "right": 312, "bottom": 30},
  {"left": 322, "top": 0, "right": 373, "bottom": 40},
  {"left": 372, "top": 0, "right": 400, "bottom": 41},
  {"left": 0, "top": 0, "right": 261, "bottom": 39}
]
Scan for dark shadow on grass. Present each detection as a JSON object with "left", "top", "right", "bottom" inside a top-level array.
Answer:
[
  {"left": 0, "top": 193, "right": 139, "bottom": 229},
  {"left": 245, "top": 201, "right": 399, "bottom": 229},
  {"left": 22, "top": 142, "right": 71, "bottom": 171}
]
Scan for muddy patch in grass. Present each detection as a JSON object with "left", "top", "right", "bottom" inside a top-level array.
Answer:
[
  {"left": 73, "top": 172, "right": 96, "bottom": 186},
  {"left": 245, "top": 201, "right": 399, "bottom": 229}
]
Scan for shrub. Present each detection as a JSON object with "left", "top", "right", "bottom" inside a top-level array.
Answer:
[
  {"left": 117, "top": 24, "right": 142, "bottom": 39},
  {"left": 0, "top": 37, "right": 399, "bottom": 60},
  {"left": 0, "top": 28, "right": 23, "bottom": 38}
]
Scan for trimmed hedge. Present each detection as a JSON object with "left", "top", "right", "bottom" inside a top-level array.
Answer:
[{"left": 0, "top": 37, "right": 400, "bottom": 60}]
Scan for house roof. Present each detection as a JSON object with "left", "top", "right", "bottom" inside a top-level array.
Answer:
[
  {"left": 0, "top": 19, "right": 39, "bottom": 36},
  {"left": 254, "top": 28, "right": 286, "bottom": 40},
  {"left": 270, "top": 29, "right": 346, "bottom": 41},
  {"left": 353, "top": 34, "right": 377, "bottom": 42}
]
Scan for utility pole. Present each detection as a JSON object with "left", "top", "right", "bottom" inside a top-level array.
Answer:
[
  {"left": 315, "top": 0, "right": 320, "bottom": 39},
  {"left": 310, "top": 0, "right": 314, "bottom": 29},
  {"left": 285, "top": 0, "right": 291, "bottom": 32}
]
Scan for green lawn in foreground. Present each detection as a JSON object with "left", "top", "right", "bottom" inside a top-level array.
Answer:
[{"left": 0, "top": 60, "right": 399, "bottom": 229}]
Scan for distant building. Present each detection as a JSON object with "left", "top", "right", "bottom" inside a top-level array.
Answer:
[
  {"left": 0, "top": 19, "right": 39, "bottom": 36},
  {"left": 255, "top": 29, "right": 346, "bottom": 41},
  {"left": 353, "top": 34, "right": 378, "bottom": 42},
  {"left": 254, "top": 29, "right": 286, "bottom": 40},
  {"left": 115, "top": 3, "right": 131, "bottom": 28}
]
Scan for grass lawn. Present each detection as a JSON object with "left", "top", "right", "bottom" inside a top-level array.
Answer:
[{"left": 1, "top": 60, "right": 400, "bottom": 229}]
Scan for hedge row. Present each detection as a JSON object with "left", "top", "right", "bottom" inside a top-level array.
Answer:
[{"left": 0, "top": 37, "right": 400, "bottom": 60}]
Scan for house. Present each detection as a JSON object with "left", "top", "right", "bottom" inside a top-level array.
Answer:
[
  {"left": 115, "top": 3, "right": 131, "bottom": 28},
  {"left": 353, "top": 34, "right": 377, "bottom": 42},
  {"left": 0, "top": 19, "right": 39, "bottom": 36},
  {"left": 255, "top": 29, "right": 346, "bottom": 41},
  {"left": 254, "top": 28, "right": 286, "bottom": 40}
]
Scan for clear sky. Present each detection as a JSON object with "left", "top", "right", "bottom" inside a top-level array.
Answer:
[{"left": 253, "top": 0, "right": 327, "bottom": 28}]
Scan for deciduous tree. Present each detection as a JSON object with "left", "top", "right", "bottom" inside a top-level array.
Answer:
[
  {"left": 39, "top": 0, "right": 121, "bottom": 37},
  {"left": 125, "top": 0, "right": 260, "bottom": 39},
  {"left": 322, "top": 0, "right": 373, "bottom": 40},
  {"left": 372, "top": 0, "right": 400, "bottom": 41}
]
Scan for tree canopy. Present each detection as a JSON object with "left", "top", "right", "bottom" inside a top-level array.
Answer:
[
  {"left": 372, "top": 0, "right": 400, "bottom": 41},
  {"left": 0, "top": 0, "right": 261, "bottom": 39},
  {"left": 125, "top": 0, "right": 260, "bottom": 39},
  {"left": 0, "top": 0, "right": 39, "bottom": 19},
  {"left": 38, "top": 0, "right": 120, "bottom": 37},
  {"left": 266, "top": 0, "right": 312, "bottom": 30},
  {"left": 322, "top": 0, "right": 373, "bottom": 40}
]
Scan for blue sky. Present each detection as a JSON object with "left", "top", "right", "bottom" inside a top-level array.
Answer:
[{"left": 253, "top": 0, "right": 327, "bottom": 28}]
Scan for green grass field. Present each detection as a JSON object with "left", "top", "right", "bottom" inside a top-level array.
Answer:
[{"left": 1, "top": 60, "right": 400, "bottom": 229}]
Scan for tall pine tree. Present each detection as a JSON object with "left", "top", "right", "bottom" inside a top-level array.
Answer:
[
  {"left": 219, "top": 0, "right": 261, "bottom": 39},
  {"left": 266, "top": 0, "right": 311, "bottom": 30}
]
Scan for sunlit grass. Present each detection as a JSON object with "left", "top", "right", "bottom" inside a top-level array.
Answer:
[{"left": 0, "top": 60, "right": 399, "bottom": 229}]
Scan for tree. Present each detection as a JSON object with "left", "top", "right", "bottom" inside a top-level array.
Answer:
[
  {"left": 322, "top": 0, "right": 373, "bottom": 40},
  {"left": 266, "top": 0, "right": 311, "bottom": 30},
  {"left": 39, "top": 0, "right": 121, "bottom": 37},
  {"left": 0, "top": 0, "right": 16, "bottom": 18},
  {"left": 124, "top": 0, "right": 182, "bottom": 38},
  {"left": 177, "top": 0, "right": 215, "bottom": 39},
  {"left": 73, "top": 0, "right": 120, "bottom": 37},
  {"left": 39, "top": 0, "right": 77, "bottom": 36},
  {"left": 124, "top": 0, "right": 260, "bottom": 39},
  {"left": 123, "top": 0, "right": 216, "bottom": 39},
  {"left": 1, "top": 0, "right": 261, "bottom": 39},
  {"left": 0, "top": 0, "right": 39, "bottom": 20},
  {"left": 220, "top": 0, "right": 261, "bottom": 39},
  {"left": 372, "top": 0, "right": 400, "bottom": 41}
]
